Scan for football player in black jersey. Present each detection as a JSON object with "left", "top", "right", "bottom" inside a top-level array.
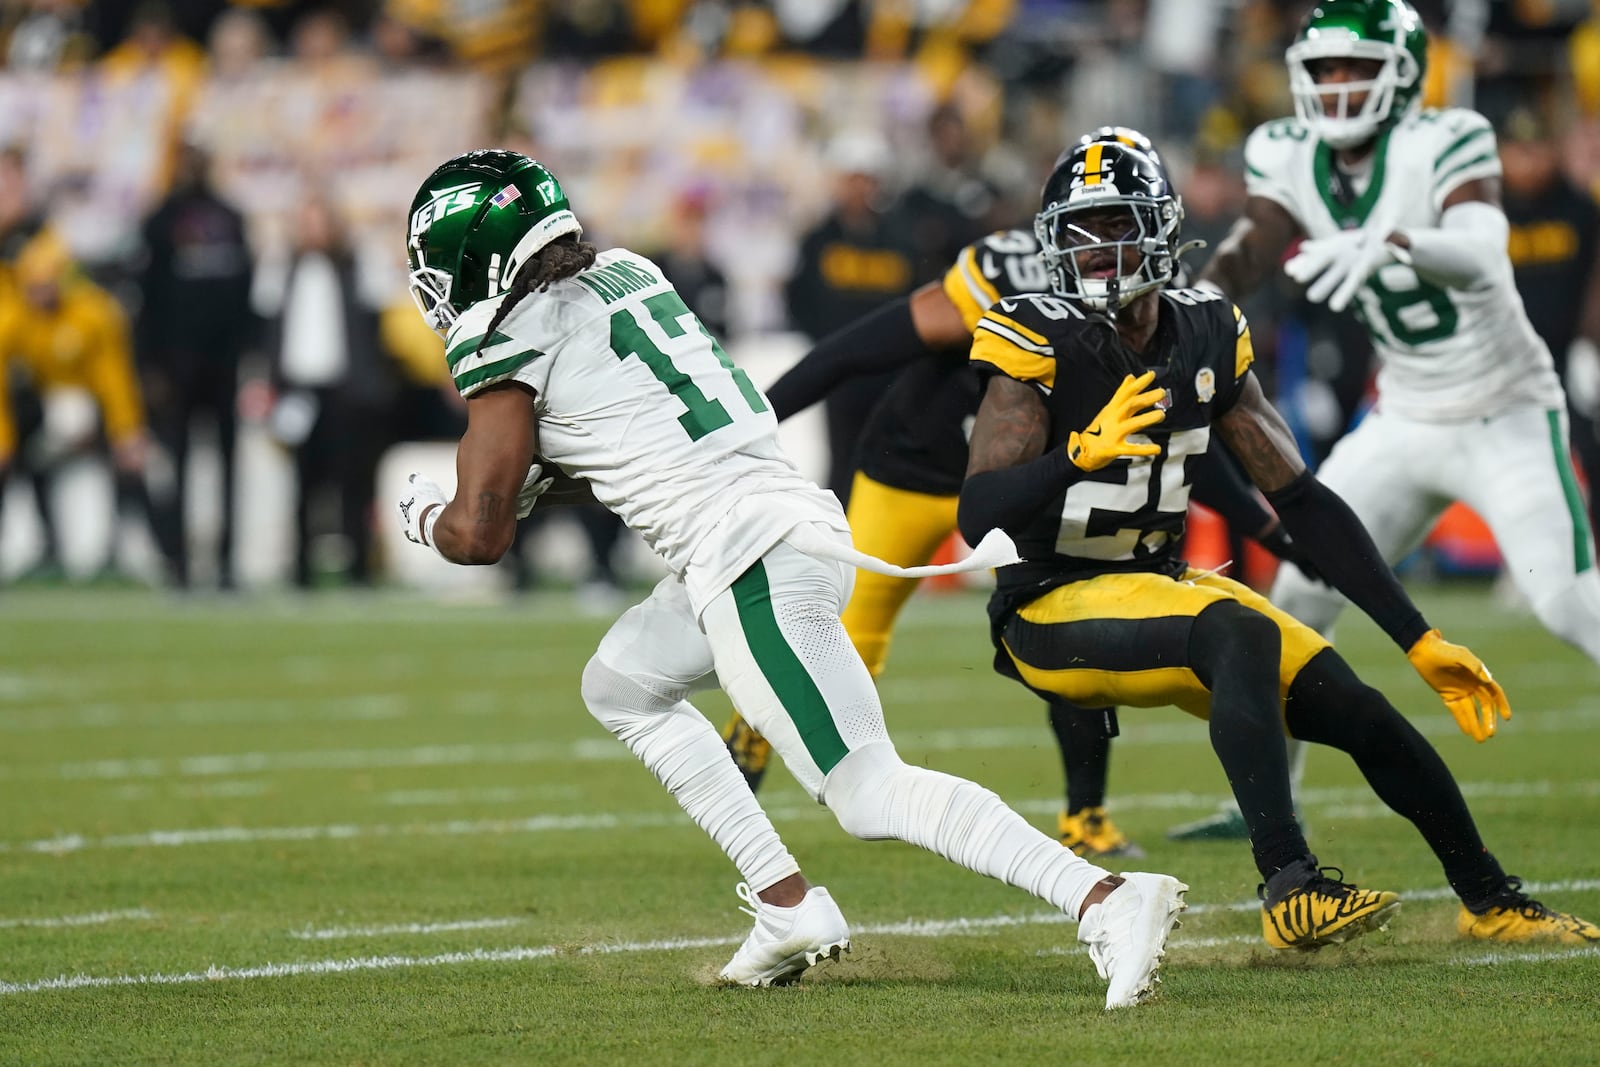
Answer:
[
  {"left": 958, "top": 138, "right": 1599, "bottom": 949},
  {"left": 722, "top": 128, "right": 1321, "bottom": 860}
]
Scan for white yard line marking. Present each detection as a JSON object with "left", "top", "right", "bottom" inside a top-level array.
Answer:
[
  {"left": 8, "top": 880, "right": 1600, "bottom": 995},
  {"left": 13, "top": 704, "right": 1600, "bottom": 782},
  {"left": 1453, "top": 946, "right": 1600, "bottom": 966},
  {"left": 0, "top": 909, "right": 154, "bottom": 930},
  {"left": 291, "top": 918, "right": 525, "bottom": 941},
  {"left": 11, "top": 778, "right": 1600, "bottom": 856}
]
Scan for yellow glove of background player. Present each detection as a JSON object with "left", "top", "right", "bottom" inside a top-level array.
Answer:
[
  {"left": 1405, "top": 629, "right": 1511, "bottom": 742},
  {"left": 1067, "top": 370, "right": 1166, "bottom": 472}
]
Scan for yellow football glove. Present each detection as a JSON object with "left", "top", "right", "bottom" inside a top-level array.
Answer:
[
  {"left": 1067, "top": 370, "right": 1167, "bottom": 472},
  {"left": 1405, "top": 629, "right": 1511, "bottom": 742}
]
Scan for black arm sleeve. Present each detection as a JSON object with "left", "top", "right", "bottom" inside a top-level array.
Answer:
[
  {"left": 1265, "top": 470, "right": 1429, "bottom": 649},
  {"left": 766, "top": 297, "right": 932, "bottom": 421},
  {"left": 1190, "top": 444, "right": 1274, "bottom": 537},
  {"left": 958, "top": 447, "right": 1082, "bottom": 546}
]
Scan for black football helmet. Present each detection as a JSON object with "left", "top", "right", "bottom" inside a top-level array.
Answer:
[{"left": 1035, "top": 139, "right": 1181, "bottom": 313}]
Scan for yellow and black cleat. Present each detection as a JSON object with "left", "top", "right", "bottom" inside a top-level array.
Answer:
[
  {"left": 721, "top": 712, "right": 773, "bottom": 793},
  {"left": 1260, "top": 863, "right": 1400, "bottom": 950},
  {"left": 1058, "top": 806, "right": 1145, "bottom": 859},
  {"left": 1458, "top": 879, "right": 1600, "bottom": 945}
]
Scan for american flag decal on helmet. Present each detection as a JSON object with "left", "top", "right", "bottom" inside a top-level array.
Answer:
[{"left": 489, "top": 185, "right": 522, "bottom": 209}]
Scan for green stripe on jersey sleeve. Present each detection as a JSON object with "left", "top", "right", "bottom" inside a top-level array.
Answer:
[
  {"left": 453, "top": 350, "right": 541, "bottom": 394},
  {"left": 1433, "top": 127, "right": 1493, "bottom": 173},
  {"left": 1434, "top": 152, "right": 1499, "bottom": 193},
  {"left": 445, "top": 330, "right": 514, "bottom": 372}
]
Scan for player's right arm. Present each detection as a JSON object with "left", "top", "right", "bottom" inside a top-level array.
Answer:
[
  {"left": 1216, "top": 373, "right": 1509, "bottom": 740},
  {"left": 1199, "top": 122, "right": 1306, "bottom": 302},
  {"left": 763, "top": 280, "right": 969, "bottom": 421},
  {"left": 422, "top": 382, "right": 540, "bottom": 565},
  {"left": 1198, "top": 196, "right": 1302, "bottom": 302},
  {"left": 958, "top": 300, "right": 1164, "bottom": 544}
]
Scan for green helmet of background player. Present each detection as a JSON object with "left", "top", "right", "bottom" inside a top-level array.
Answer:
[
  {"left": 406, "top": 149, "right": 583, "bottom": 331},
  {"left": 1286, "top": 0, "right": 1429, "bottom": 150}
]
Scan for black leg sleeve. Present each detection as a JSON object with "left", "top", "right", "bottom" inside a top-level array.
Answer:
[
  {"left": 1286, "top": 648, "right": 1508, "bottom": 907},
  {"left": 1047, "top": 698, "right": 1114, "bottom": 812},
  {"left": 1189, "top": 600, "right": 1309, "bottom": 881}
]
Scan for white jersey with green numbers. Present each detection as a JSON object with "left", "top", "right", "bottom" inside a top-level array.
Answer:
[
  {"left": 442, "top": 248, "right": 834, "bottom": 584},
  {"left": 1244, "top": 107, "right": 1564, "bottom": 421}
]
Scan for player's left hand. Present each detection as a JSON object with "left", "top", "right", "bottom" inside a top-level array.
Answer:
[
  {"left": 398, "top": 473, "right": 447, "bottom": 547},
  {"left": 1285, "top": 229, "right": 1399, "bottom": 314},
  {"left": 1405, "top": 629, "right": 1512, "bottom": 742},
  {"left": 515, "top": 462, "right": 556, "bottom": 519}
]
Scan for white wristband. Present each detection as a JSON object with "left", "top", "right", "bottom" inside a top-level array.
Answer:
[{"left": 420, "top": 505, "right": 447, "bottom": 560}]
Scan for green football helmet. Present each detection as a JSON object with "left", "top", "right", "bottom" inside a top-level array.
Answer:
[
  {"left": 1286, "top": 0, "right": 1428, "bottom": 149},
  {"left": 406, "top": 149, "right": 582, "bottom": 331}
]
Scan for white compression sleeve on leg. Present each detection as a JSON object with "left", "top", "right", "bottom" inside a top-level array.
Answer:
[
  {"left": 823, "top": 742, "right": 1111, "bottom": 920},
  {"left": 1532, "top": 569, "right": 1600, "bottom": 664},
  {"left": 581, "top": 657, "right": 800, "bottom": 893},
  {"left": 1393, "top": 200, "right": 1508, "bottom": 290}
]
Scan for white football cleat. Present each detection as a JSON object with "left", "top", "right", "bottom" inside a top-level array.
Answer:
[
  {"left": 719, "top": 882, "right": 850, "bottom": 987},
  {"left": 1077, "top": 871, "right": 1188, "bottom": 1010}
]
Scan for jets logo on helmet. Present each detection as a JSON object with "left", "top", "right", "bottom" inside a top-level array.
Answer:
[
  {"left": 1287, "top": 0, "right": 1428, "bottom": 149},
  {"left": 406, "top": 150, "right": 583, "bottom": 332},
  {"left": 1035, "top": 138, "right": 1181, "bottom": 315},
  {"left": 409, "top": 183, "right": 482, "bottom": 237}
]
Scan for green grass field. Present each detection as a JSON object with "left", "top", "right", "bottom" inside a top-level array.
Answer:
[{"left": 3, "top": 582, "right": 1598, "bottom": 1066}]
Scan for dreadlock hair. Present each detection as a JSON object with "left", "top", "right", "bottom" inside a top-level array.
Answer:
[{"left": 475, "top": 234, "right": 598, "bottom": 356}]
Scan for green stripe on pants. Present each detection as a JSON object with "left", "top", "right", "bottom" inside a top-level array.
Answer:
[
  {"left": 731, "top": 560, "right": 850, "bottom": 774},
  {"left": 1548, "top": 409, "right": 1595, "bottom": 573}
]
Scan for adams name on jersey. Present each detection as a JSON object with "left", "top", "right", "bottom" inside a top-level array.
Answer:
[
  {"left": 1245, "top": 107, "right": 1562, "bottom": 421},
  {"left": 969, "top": 286, "right": 1255, "bottom": 624},
  {"left": 442, "top": 248, "right": 834, "bottom": 587}
]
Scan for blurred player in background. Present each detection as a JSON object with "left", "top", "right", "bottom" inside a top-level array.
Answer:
[
  {"left": 960, "top": 135, "right": 1598, "bottom": 950},
  {"left": 1499, "top": 104, "right": 1600, "bottom": 541},
  {"left": 396, "top": 149, "right": 1187, "bottom": 1008},
  {"left": 1173, "top": 0, "right": 1600, "bottom": 841},
  {"left": 721, "top": 128, "right": 1322, "bottom": 860},
  {"left": 785, "top": 129, "right": 917, "bottom": 507}
]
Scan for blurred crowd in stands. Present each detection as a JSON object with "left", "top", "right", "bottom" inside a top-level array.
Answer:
[{"left": 0, "top": 0, "right": 1596, "bottom": 594}]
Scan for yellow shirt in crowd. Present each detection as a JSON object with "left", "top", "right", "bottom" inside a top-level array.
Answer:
[{"left": 0, "top": 280, "right": 145, "bottom": 459}]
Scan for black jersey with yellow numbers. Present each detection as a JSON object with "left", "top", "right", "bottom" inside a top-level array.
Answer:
[
  {"left": 855, "top": 229, "right": 1051, "bottom": 496},
  {"left": 969, "top": 287, "right": 1256, "bottom": 627}
]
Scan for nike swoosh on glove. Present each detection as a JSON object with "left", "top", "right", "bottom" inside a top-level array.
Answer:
[
  {"left": 1406, "top": 629, "right": 1512, "bottom": 742},
  {"left": 515, "top": 463, "right": 556, "bottom": 519},
  {"left": 1067, "top": 370, "right": 1166, "bottom": 472}
]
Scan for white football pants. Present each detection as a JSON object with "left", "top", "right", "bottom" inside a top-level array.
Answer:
[
  {"left": 583, "top": 524, "right": 1115, "bottom": 918},
  {"left": 1273, "top": 405, "right": 1600, "bottom": 665}
]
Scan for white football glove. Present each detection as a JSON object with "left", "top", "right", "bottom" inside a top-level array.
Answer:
[
  {"left": 1285, "top": 229, "right": 1401, "bottom": 314},
  {"left": 515, "top": 463, "right": 556, "bottom": 519},
  {"left": 398, "top": 473, "right": 447, "bottom": 548}
]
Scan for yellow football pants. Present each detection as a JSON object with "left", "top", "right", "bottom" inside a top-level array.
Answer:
[
  {"left": 840, "top": 472, "right": 960, "bottom": 677},
  {"left": 1000, "top": 569, "right": 1331, "bottom": 720}
]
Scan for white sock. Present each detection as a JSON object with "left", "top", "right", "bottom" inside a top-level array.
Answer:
[
  {"left": 823, "top": 742, "right": 1110, "bottom": 918},
  {"left": 582, "top": 658, "right": 799, "bottom": 892}
]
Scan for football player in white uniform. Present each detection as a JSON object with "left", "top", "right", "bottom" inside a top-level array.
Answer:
[
  {"left": 1169, "top": 0, "right": 1600, "bottom": 842},
  {"left": 395, "top": 149, "right": 1187, "bottom": 1008}
]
